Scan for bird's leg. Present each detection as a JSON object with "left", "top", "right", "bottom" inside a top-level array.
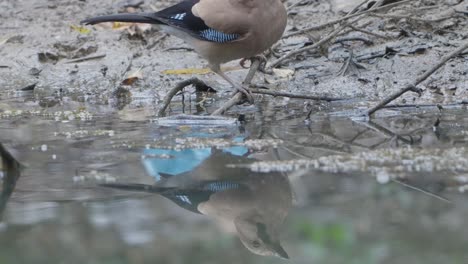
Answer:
[
  {"left": 217, "top": 70, "right": 255, "bottom": 103},
  {"left": 211, "top": 65, "right": 254, "bottom": 103}
]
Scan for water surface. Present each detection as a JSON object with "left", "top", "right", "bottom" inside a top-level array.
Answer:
[{"left": 1, "top": 94, "right": 468, "bottom": 264}]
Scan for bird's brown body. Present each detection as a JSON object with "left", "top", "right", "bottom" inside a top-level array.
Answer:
[
  {"left": 82, "top": 0, "right": 287, "bottom": 102},
  {"left": 191, "top": 0, "right": 287, "bottom": 65}
]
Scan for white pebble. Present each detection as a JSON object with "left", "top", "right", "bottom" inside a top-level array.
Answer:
[
  {"left": 41, "top": 144, "right": 48, "bottom": 152},
  {"left": 376, "top": 171, "right": 390, "bottom": 184}
]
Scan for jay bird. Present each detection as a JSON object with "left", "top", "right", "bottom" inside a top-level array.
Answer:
[
  {"left": 101, "top": 151, "right": 292, "bottom": 259},
  {"left": 81, "top": 0, "right": 288, "bottom": 103}
]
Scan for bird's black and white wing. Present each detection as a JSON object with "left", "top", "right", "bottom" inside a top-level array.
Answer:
[
  {"left": 81, "top": 0, "right": 243, "bottom": 43},
  {"left": 154, "top": 0, "right": 242, "bottom": 43},
  {"left": 161, "top": 180, "right": 245, "bottom": 213}
]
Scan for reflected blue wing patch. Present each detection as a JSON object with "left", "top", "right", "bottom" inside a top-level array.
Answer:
[
  {"left": 142, "top": 148, "right": 212, "bottom": 181},
  {"left": 203, "top": 181, "right": 241, "bottom": 192}
]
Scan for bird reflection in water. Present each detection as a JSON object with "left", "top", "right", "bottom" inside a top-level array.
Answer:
[{"left": 102, "top": 149, "right": 292, "bottom": 259}]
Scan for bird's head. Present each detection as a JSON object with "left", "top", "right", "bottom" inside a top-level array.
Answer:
[{"left": 234, "top": 216, "right": 289, "bottom": 259}]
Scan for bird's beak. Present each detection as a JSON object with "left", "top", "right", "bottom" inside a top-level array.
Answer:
[{"left": 273, "top": 242, "right": 289, "bottom": 259}]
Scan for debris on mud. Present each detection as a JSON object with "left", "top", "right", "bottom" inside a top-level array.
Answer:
[{"left": 1, "top": 0, "right": 466, "bottom": 116}]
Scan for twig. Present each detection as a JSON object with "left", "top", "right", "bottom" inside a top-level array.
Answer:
[
  {"left": 334, "top": 36, "right": 374, "bottom": 45},
  {"left": 383, "top": 102, "right": 467, "bottom": 109},
  {"left": 287, "top": 0, "right": 308, "bottom": 11},
  {"left": 211, "top": 59, "right": 262, "bottom": 116},
  {"left": 283, "top": 0, "right": 413, "bottom": 38},
  {"left": 455, "top": 9, "right": 468, "bottom": 15},
  {"left": 367, "top": 41, "right": 468, "bottom": 116},
  {"left": 337, "top": 50, "right": 354, "bottom": 76},
  {"left": 163, "top": 47, "right": 194, "bottom": 52},
  {"left": 65, "top": 54, "right": 106, "bottom": 64},
  {"left": 391, "top": 179, "right": 452, "bottom": 203},
  {"left": 346, "top": 0, "right": 373, "bottom": 16},
  {"left": 348, "top": 25, "right": 391, "bottom": 40},
  {"left": 147, "top": 33, "right": 168, "bottom": 49},
  {"left": 270, "top": 20, "right": 373, "bottom": 68},
  {"left": 363, "top": 120, "right": 414, "bottom": 145},
  {"left": 270, "top": 22, "right": 352, "bottom": 68},
  {"left": 369, "top": 86, "right": 423, "bottom": 116},
  {"left": 370, "top": 13, "right": 458, "bottom": 23},
  {"left": 157, "top": 77, "right": 208, "bottom": 117},
  {"left": 210, "top": 93, "right": 244, "bottom": 116},
  {"left": 250, "top": 88, "right": 347, "bottom": 101}
]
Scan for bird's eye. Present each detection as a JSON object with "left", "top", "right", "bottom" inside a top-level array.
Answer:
[{"left": 252, "top": 240, "right": 261, "bottom": 248}]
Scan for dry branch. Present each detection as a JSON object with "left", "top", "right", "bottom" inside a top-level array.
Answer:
[
  {"left": 269, "top": 23, "right": 353, "bottom": 68},
  {"left": 65, "top": 54, "right": 106, "bottom": 64},
  {"left": 367, "top": 41, "right": 468, "bottom": 116},
  {"left": 211, "top": 59, "right": 262, "bottom": 116},
  {"left": 250, "top": 88, "right": 345, "bottom": 101},
  {"left": 370, "top": 13, "right": 458, "bottom": 23},
  {"left": 283, "top": 0, "right": 413, "bottom": 39},
  {"left": 157, "top": 77, "right": 208, "bottom": 117}
]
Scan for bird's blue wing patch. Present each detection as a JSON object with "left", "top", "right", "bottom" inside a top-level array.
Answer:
[
  {"left": 175, "top": 195, "right": 193, "bottom": 205},
  {"left": 154, "top": 0, "right": 242, "bottom": 43},
  {"left": 199, "top": 29, "right": 241, "bottom": 43},
  {"left": 170, "top": 12, "right": 187, "bottom": 20}
]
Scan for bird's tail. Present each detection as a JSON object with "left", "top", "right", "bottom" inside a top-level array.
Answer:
[
  {"left": 81, "top": 13, "right": 161, "bottom": 25},
  {"left": 100, "top": 183, "right": 173, "bottom": 193}
]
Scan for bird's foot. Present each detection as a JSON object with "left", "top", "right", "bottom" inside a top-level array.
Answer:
[
  {"left": 239, "top": 58, "right": 250, "bottom": 69},
  {"left": 239, "top": 55, "right": 267, "bottom": 68},
  {"left": 233, "top": 84, "right": 254, "bottom": 104},
  {"left": 239, "top": 55, "right": 270, "bottom": 74}
]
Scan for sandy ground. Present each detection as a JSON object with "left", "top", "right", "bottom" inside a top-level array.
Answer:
[{"left": 0, "top": 0, "right": 467, "bottom": 115}]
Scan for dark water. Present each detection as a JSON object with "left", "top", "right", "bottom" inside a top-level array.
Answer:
[{"left": 1, "top": 95, "right": 468, "bottom": 264}]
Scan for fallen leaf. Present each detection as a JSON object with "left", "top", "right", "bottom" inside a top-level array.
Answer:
[
  {"left": 178, "top": 125, "right": 192, "bottom": 132},
  {"left": 122, "top": 69, "right": 143, "bottom": 85},
  {"left": 264, "top": 68, "right": 295, "bottom": 84},
  {"left": 112, "top": 22, "right": 132, "bottom": 30},
  {"left": 122, "top": 77, "right": 139, "bottom": 85},
  {"left": 161, "top": 65, "right": 243, "bottom": 75},
  {"left": 162, "top": 68, "right": 212, "bottom": 75},
  {"left": 20, "top": 83, "right": 37, "bottom": 91},
  {"left": 272, "top": 68, "right": 295, "bottom": 79},
  {"left": 134, "top": 23, "right": 152, "bottom": 32},
  {"left": 0, "top": 36, "right": 10, "bottom": 46},
  {"left": 70, "top": 25, "right": 91, "bottom": 34}
]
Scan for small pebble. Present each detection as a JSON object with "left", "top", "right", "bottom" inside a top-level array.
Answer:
[
  {"left": 376, "top": 171, "right": 390, "bottom": 184},
  {"left": 41, "top": 144, "right": 48, "bottom": 152}
]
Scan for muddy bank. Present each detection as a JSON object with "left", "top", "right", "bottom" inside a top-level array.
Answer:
[{"left": 0, "top": 0, "right": 467, "bottom": 116}]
